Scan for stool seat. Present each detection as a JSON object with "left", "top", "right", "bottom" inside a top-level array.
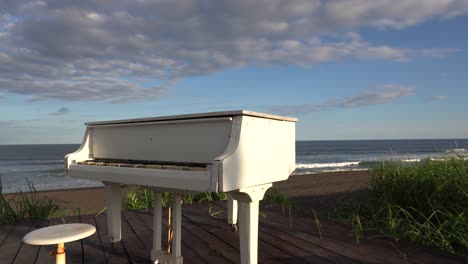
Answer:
[{"left": 23, "top": 223, "right": 96, "bottom": 245}]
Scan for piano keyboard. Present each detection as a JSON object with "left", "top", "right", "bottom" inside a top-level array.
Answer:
[{"left": 76, "top": 159, "right": 208, "bottom": 171}]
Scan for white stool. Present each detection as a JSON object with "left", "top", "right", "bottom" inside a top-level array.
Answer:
[{"left": 23, "top": 223, "right": 96, "bottom": 264}]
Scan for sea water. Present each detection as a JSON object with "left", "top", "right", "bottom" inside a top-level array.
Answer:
[
  {"left": 1, "top": 139, "right": 467, "bottom": 193},
  {"left": 295, "top": 139, "right": 468, "bottom": 174},
  {"left": 0, "top": 144, "right": 101, "bottom": 193}
]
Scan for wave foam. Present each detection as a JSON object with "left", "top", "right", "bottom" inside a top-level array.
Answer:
[
  {"left": 401, "top": 159, "right": 421, "bottom": 162},
  {"left": 296, "top": 161, "right": 360, "bottom": 169}
]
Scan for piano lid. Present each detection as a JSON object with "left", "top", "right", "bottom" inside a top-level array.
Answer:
[{"left": 85, "top": 110, "right": 298, "bottom": 126}]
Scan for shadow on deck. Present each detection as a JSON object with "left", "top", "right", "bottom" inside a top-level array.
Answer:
[{"left": 0, "top": 200, "right": 465, "bottom": 264}]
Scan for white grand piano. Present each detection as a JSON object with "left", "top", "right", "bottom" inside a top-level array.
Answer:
[{"left": 65, "top": 110, "right": 297, "bottom": 264}]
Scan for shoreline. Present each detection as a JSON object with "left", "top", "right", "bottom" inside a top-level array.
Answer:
[{"left": 2, "top": 170, "right": 371, "bottom": 213}]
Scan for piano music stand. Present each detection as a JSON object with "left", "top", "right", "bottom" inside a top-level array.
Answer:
[{"left": 23, "top": 223, "right": 96, "bottom": 264}]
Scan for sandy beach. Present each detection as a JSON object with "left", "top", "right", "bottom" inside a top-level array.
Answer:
[{"left": 3, "top": 171, "right": 371, "bottom": 214}]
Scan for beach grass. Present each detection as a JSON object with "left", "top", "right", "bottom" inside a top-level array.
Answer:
[
  {"left": 123, "top": 186, "right": 228, "bottom": 210},
  {"left": 0, "top": 176, "right": 59, "bottom": 223},
  {"left": 264, "top": 187, "right": 295, "bottom": 227},
  {"left": 330, "top": 156, "right": 468, "bottom": 255}
]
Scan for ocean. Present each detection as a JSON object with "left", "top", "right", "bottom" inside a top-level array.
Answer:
[{"left": 1, "top": 139, "right": 467, "bottom": 193}]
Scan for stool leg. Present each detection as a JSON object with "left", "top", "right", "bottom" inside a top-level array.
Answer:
[
  {"left": 56, "top": 243, "right": 66, "bottom": 264},
  {"left": 103, "top": 182, "right": 121, "bottom": 243}
]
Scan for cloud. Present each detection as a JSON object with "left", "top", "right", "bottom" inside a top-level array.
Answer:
[
  {"left": 428, "top": 95, "right": 449, "bottom": 101},
  {"left": 0, "top": 0, "right": 465, "bottom": 102},
  {"left": 0, "top": 120, "right": 17, "bottom": 126},
  {"left": 50, "top": 107, "right": 70, "bottom": 116},
  {"left": 268, "top": 84, "right": 416, "bottom": 115}
]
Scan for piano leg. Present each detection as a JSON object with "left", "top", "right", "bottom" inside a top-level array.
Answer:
[
  {"left": 172, "top": 194, "right": 182, "bottom": 259},
  {"left": 151, "top": 192, "right": 162, "bottom": 261},
  {"left": 238, "top": 200, "right": 259, "bottom": 264},
  {"left": 103, "top": 182, "right": 121, "bottom": 243},
  {"left": 232, "top": 183, "right": 272, "bottom": 264},
  {"left": 227, "top": 194, "right": 238, "bottom": 231},
  {"left": 152, "top": 192, "right": 183, "bottom": 264}
]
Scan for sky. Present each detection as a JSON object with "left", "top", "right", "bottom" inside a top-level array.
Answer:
[{"left": 1, "top": 0, "right": 468, "bottom": 144}]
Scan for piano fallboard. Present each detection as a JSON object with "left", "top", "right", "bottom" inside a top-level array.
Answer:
[{"left": 69, "top": 163, "right": 213, "bottom": 192}]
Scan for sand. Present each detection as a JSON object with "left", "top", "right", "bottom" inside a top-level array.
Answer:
[
  {"left": 273, "top": 170, "right": 371, "bottom": 216},
  {"left": 3, "top": 171, "right": 371, "bottom": 214}
]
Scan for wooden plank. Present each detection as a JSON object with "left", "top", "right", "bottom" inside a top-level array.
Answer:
[
  {"left": 122, "top": 211, "right": 154, "bottom": 251},
  {"left": 0, "top": 221, "right": 33, "bottom": 264},
  {"left": 136, "top": 210, "right": 209, "bottom": 264},
  {"left": 119, "top": 211, "right": 150, "bottom": 263},
  {"left": 257, "top": 229, "right": 331, "bottom": 264},
  {"left": 255, "top": 203, "right": 413, "bottom": 264},
  {"left": 94, "top": 212, "right": 131, "bottom": 264},
  {"left": 185, "top": 204, "right": 307, "bottom": 264},
  {"left": 215, "top": 200, "right": 382, "bottom": 264},
  {"left": 209, "top": 202, "right": 359, "bottom": 264},
  {"left": 220, "top": 200, "right": 464, "bottom": 264},
  {"left": 177, "top": 209, "right": 239, "bottom": 264},
  {"left": 0, "top": 223, "right": 15, "bottom": 248},
  {"left": 12, "top": 220, "right": 48, "bottom": 264},
  {"left": 80, "top": 214, "right": 107, "bottom": 264}
]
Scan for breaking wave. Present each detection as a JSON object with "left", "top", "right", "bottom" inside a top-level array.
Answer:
[{"left": 296, "top": 161, "right": 361, "bottom": 169}]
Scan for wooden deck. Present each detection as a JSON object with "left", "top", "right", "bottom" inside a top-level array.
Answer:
[{"left": 0, "top": 201, "right": 465, "bottom": 264}]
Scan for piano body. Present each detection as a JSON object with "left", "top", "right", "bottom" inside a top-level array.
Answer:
[{"left": 65, "top": 110, "right": 296, "bottom": 264}]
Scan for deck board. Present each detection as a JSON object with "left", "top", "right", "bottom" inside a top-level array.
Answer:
[
  {"left": 0, "top": 221, "right": 34, "bottom": 264},
  {"left": 184, "top": 204, "right": 307, "bottom": 264},
  {"left": 211, "top": 202, "right": 370, "bottom": 263},
  {"left": 120, "top": 211, "right": 151, "bottom": 263},
  {"left": 80, "top": 214, "right": 107, "bottom": 264},
  {"left": 11, "top": 220, "right": 47, "bottom": 264},
  {"left": 136, "top": 210, "right": 208, "bottom": 264},
  {"left": 0, "top": 201, "right": 466, "bottom": 264},
  {"left": 94, "top": 212, "right": 131, "bottom": 264},
  {"left": 193, "top": 203, "right": 335, "bottom": 264},
  {"left": 0, "top": 223, "right": 15, "bottom": 248}
]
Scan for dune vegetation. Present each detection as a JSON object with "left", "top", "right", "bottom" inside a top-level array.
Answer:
[
  {"left": 330, "top": 156, "right": 468, "bottom": 255},
  {"left": 0, "top": 176, "right": 59, "bottom": 224}
]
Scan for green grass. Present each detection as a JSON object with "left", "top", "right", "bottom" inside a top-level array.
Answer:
[
  {"left": 265, "top": 187, "right": 294, "bottom": 212},
  {"left": 0, "top": 176, "right": 59, "bottom": 224},
  {"left": 330, "top": 157, "right": 468, "bottom": 255},
  {"left": 123, "top": 186, "right": 228, "bottom": 210},
  {"left": 264, "top": 187, "right": 295, "bottom": 227}
]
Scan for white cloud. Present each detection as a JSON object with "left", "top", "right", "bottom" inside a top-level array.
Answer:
[
  {"left": 0, "top": 0, "right": 465, "bottom": 102},
  {"left": 429, "top": 95, "right": 449, "bottom": 101},
  {"left": 50, "top": 107, "right": 70, "bottom": 116},
  {"left": 268, "top": 84, "right": 416, "bottom": 115}
]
